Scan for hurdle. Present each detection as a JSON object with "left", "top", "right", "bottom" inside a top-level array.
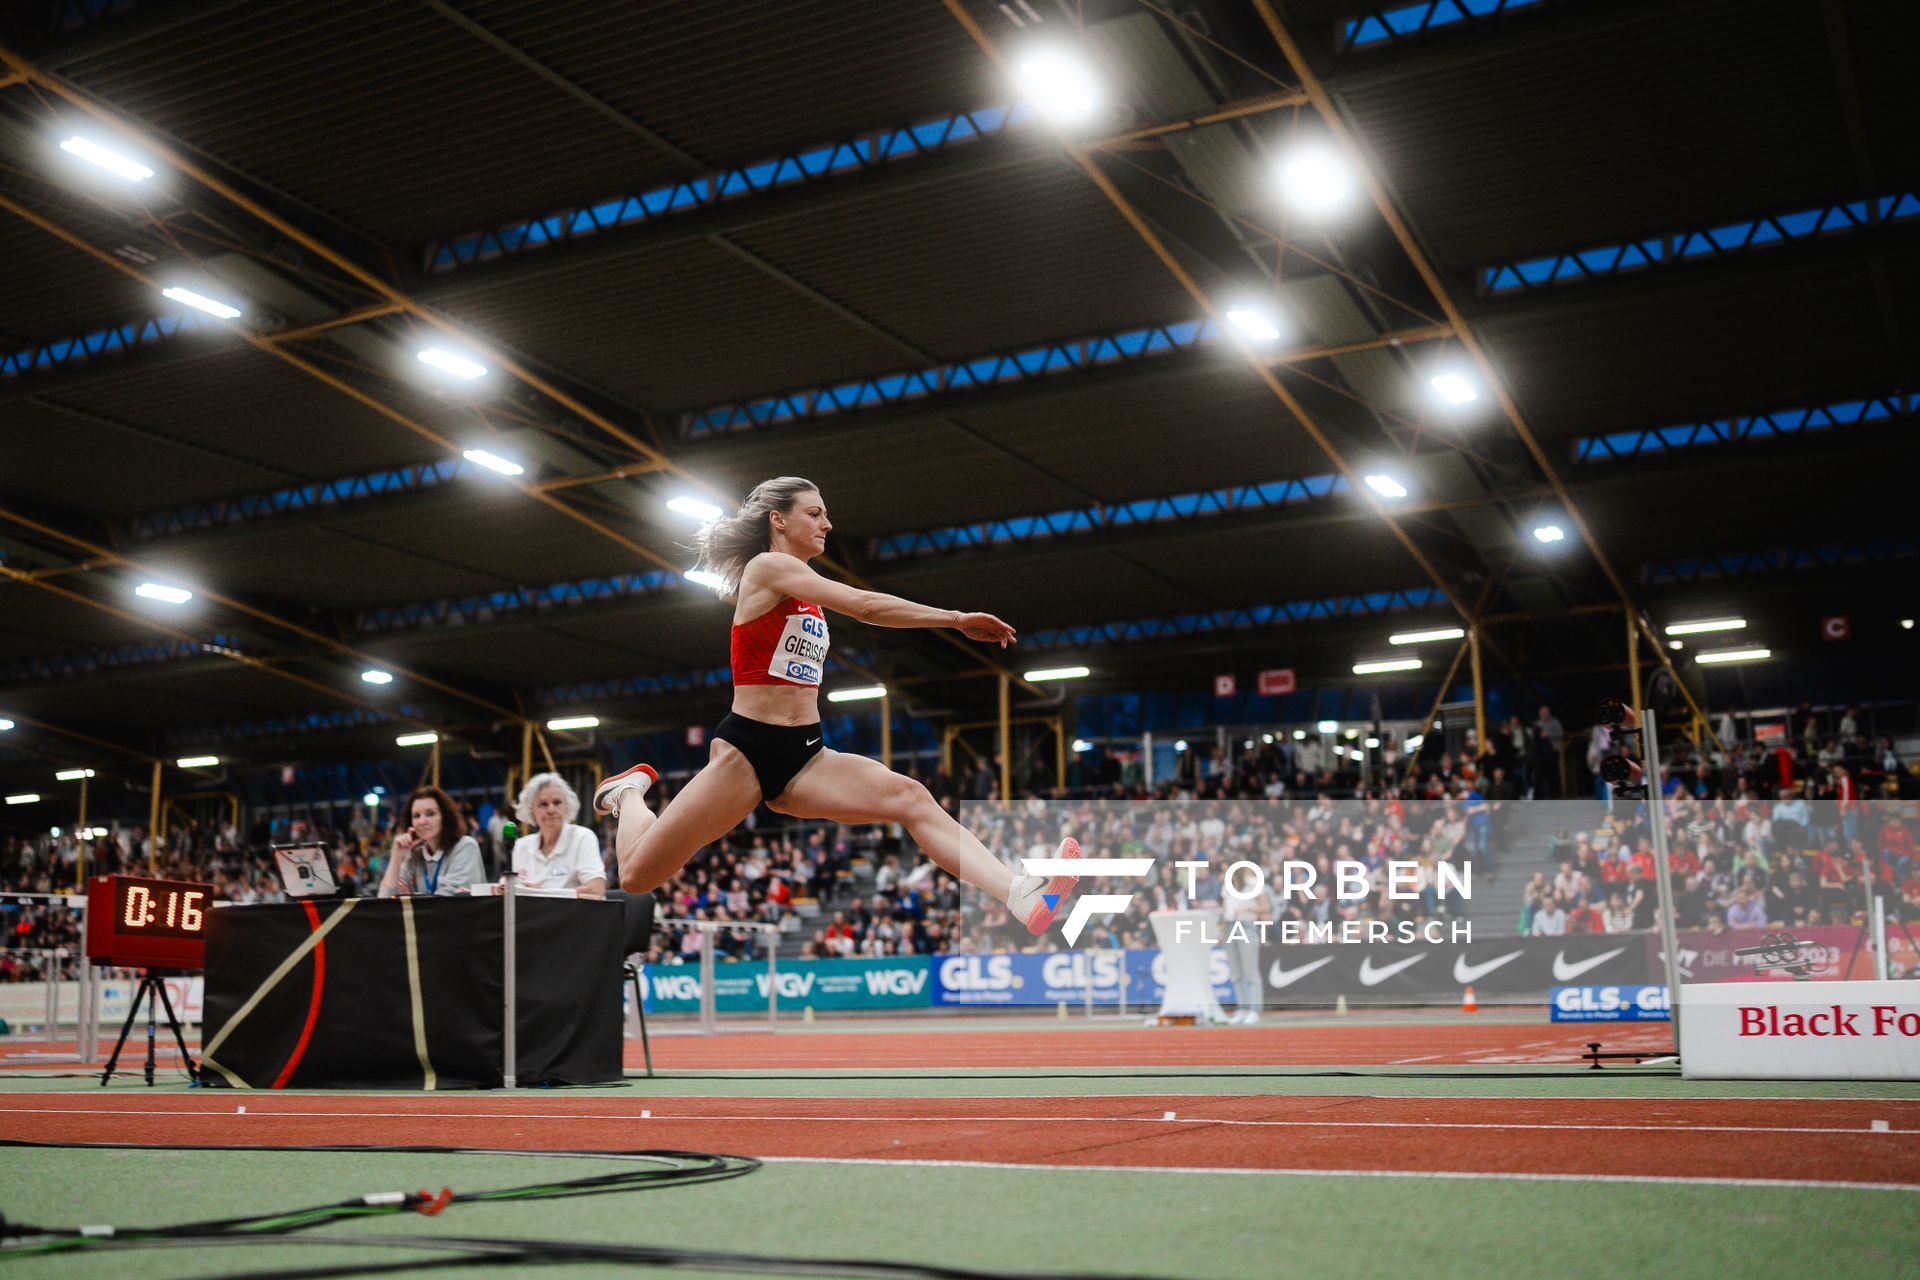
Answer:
[{"left": 650, "top": 915, "right": 782, "bottom": 1034}]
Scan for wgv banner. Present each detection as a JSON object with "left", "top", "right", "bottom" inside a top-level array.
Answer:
[
  {"left": 929, "top": 950, "right": 1235, "bottom": 1008},
  {"left": 639, "top": 956, "right": 930, "bottom": 1014}
]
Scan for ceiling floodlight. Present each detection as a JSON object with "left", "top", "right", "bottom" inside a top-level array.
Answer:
[
  {"left": 175, "top": 755, "right": 220, "bottom": 768},
  {"left": 1072, "top": 739, "right": 1093, "bottom": 752},
  {"left": 1902, "top": 619, "right": 1914, "bottom": 630},
  {"left": 1389, "top": 627, "right": 1465, "bottom": 645},
  {"left": 1316, "top": 720, "right": 1338, "bottom": 734},
  {"left": 54, "top": 769, "right": 94, "bottom": 781},
  {"left": 546, "top": 716, "right": 600, "bottom": 731},
  {"left": 1277, "top": 146, "right": 1355, "bottom": 218},
  {"left": 59, "top": 135, "right": 153, "bottom": 181},
  {"left": 161, "top": 286, "right": 242, "bottom": 319},
  {"left": 417, "top": 347, "right": 487, "bottom": 379},
  {"left": 1024, "top": 666, "right": 1091, "bottom": 681},
  {"left": 363, "top": 792, "right": 380, "bottom": 807},
  {"left": 1365, "top": 737, "right": 1380, "bottom": 748},
  {"left": 1353, "top": 658, "right": 1422, "bottom": 674},
  {"left": 1013, "top": 45, "right": 1104, "bottom": 125},
  {"left": 1224, "top": 306, "right": 1283, "bottom": 343},
  {"left": 1429, "top": 371, "right": 1478, "bottom": 406},
  {"left": 826, "top": 686, "right": 887, "bottom": 703},
  {"left": 6, "top": 794, "right": 39, "bottom": 806},
  {"left": 684, "top": 569, "right": 725, "bottom": 591},
  {"left": 395, "top": 732, "right": 439, "bottom": 747},
  {"left": 135, "top": 582, "right": 193, "bottom": 605},
  {"left": 1696, "top": 648, "right": 1772, "bottom": 665},
  {"left": 0, "top": 719, "right": 12, "bottom": 731},
  {"left": 1532, "top": 524, "right": 1566, "bottom": 544},
  {"left": 1292, "top": 729, "right": 1307, "bottom": 740},
  {"left": 1174, "top": 739, "right": 1189, "bottom": 753},
  {"left": 666, "top": 496, "right": 723, "bottom": 522},
  {"left": 1668, "top": 640, "right": 1684, "bottom": 651},
  {"left": 1261, "top": 734, "right": 1274, "bottom": 744},
  {"left": 1363, "top": 474, "right": 1409, "bottom": 500},
  {"left": 462, "top": 448, "right": 523, "bottom": 477},
  {"left": 1663, "top": 618, "right": 1747, "bottom": 636},
  {"left": 361, "top": 669, "right": 395, "bottom": 685}
]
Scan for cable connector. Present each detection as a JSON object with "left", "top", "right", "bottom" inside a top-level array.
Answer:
[
  {"left": 411, "top": 1188, "right": 454, "bottom": 1216},
  {"left": 360, "top": 1192, "right": 409, "bottom": 1207}
]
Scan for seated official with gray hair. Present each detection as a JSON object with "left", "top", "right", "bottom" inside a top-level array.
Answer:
[{"left": 509, "top": 771, "right": 607, "bottom": 899}]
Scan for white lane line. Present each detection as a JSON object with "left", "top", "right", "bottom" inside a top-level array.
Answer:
[
  {"left": 755, "top": 1155, "right": 1920, "bottom": 1193},
  {"left": 0, "top": 1106, "right": 1912, "bottom": 1138},
  {"left": 1391, "top": 1055, "right": 1446, "bottom": 1064}
]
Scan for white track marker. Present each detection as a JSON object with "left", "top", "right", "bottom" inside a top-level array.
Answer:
[
  {"left": 1162, "top": 1110, "right": 1176, "bottom": 1120},
  {"left": 1872, "top": 1120, "right": 1890, "bottom": 1132},
  {"left": 236, "top": 1106, "right": 246, "bottom": 1114},
  {"left": 641, "top": 1109, "right": 652, "bottom": 1118}
]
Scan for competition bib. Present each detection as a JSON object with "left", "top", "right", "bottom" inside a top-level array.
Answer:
[{"left": 767, "top": 609, "right": 828, "bottom": 685}]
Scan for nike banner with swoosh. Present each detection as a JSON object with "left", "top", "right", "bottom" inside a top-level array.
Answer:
[{"left": 1256, "top": 934, "right": 1650, "bottom": 1003}]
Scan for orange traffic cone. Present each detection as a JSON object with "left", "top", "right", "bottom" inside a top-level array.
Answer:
[{"left": 1462, "top": 985, "right": 1478, "bottom": 1013}]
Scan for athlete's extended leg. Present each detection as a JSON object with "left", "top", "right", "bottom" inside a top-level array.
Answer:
[
  {"left": 769, "top": 751, "right": 1079, "bottom": 932},
  {"left": 615, "top": 742, "right": 762, "bottom": 893}
]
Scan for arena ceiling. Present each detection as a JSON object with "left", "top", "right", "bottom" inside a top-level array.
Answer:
[{"left": 0, "top": 0, "right": 1914, "bottom": 804}]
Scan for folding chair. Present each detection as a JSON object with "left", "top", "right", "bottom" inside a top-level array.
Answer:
[{"left": 605, "top": 889, "right": 656, "bottom": 1077}]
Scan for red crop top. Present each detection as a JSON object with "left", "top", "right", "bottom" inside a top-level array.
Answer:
[{"left": 731, "top": 597, "right": 830, "bottom": 686}]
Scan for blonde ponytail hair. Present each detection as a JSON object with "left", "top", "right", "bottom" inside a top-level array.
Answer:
[{"left": 687, "top": 476, "right": 819, "bottom": 600}]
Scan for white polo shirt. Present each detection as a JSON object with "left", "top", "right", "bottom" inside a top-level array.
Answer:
[{"left": 511, "top": 825, "right": 606, "bottom": 893}]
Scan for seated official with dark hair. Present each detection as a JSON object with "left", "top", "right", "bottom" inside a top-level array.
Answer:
[{"left": 378, "top": 785, "right": 486, "bottom": 897}]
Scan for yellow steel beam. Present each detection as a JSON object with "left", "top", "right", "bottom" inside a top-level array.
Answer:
[{"left": 1088, "top": 88, "right": 1310, "bottom": 148}]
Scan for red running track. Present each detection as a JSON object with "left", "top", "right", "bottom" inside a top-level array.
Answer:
[{"left": 4, "top": 1093, "right": 1916, "bottom": 1187}]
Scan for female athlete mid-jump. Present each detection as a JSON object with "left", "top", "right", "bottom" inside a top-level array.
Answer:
[{"left": 597, "top": 475, "right": 1080, "bottom": 934}]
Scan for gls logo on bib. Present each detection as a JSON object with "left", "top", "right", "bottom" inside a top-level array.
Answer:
[{"left": 769, "top": 610, "right": 828, "bottom": 685}]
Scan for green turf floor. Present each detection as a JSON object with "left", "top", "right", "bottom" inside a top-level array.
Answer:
[
  {"left": 2, "top": 1148, "right": 1917, "bottom": 1280},
  {"left": 5, "top": 1066, "right": 1920, "bottom": 1100}
]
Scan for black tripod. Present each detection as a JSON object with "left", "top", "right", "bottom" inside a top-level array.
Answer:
[{"left": 100, "top": 970, "right": 198, "bottom": 1087}]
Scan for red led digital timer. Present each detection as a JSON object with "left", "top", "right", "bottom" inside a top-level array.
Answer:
[{"left": 84, "top": 875, "right": 213, "bottom": 970}]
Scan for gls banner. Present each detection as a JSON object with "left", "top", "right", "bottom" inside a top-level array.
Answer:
[
  {"left": 929, "top": 950, "right": 1236, "bottom": 1007},
  {"left": 1260, "top": 932, "right": 1650, "bottom": 1004},
  {"left": 1551, "top": 984, "right": 1671, "bottom": 1022},
  {"left": 640, "top": 956, "right": 929, "bottom": 1013}
]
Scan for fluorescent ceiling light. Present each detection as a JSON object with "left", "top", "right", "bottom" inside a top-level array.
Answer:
[
  {"left": 1261, "top": 734, "right": 1274, "bottom": 744},
  {"left": 176, "top": 755, "right": 220, "bottom": 768},
  {"left": 417, "top": 348, "right": 487, "bottom": 379},
  {"left": 87, "top": 827, "right": 110, "bottom": 839},
  {"left": 1174, "top": 739, "right": 1189, "bottom": 752},
  {"left": 1292, "top": 730, "right": 1306, "bottom": 740},
  {"left": 1316, "top": 720, "right": 1338, "bottom": 734},
  {"left": 1013, "top": 46, "right": 1103, "bottom": 125},
  {"left": 0, "top": 719, "right": 12, "bottom": 731},
  {"left": 684, "top": 569, "right": 725, "bottom": 591},
  {"left": 1353, "top": 658, "right": 1423, "bottom": 674},
  {"left": 161, "top": 286, "right": 241, "bottom": 320},
  {"left": 1532, "top": 524, "right": 1566, "bottom": 544},
  {"left": 1025, "top": 666, "right": 1090, "bottom": 681},
  {"left": 1224, "top": 307, "right": 1282, "bottom": 343},
  {"left": 59, "top": 135, "right": 152, "bottom": 181},
  {"left": 1277, "top": 146, "right": 1354, "bottom": 217},
  {"left": 1365, "top": 737, "right": 1380, "bottom": 748},
  {"left": 462, "top": 448, "right": 523, "bottom": 477},
  {"left": 1072, "top": 739, "right": 1093, "bottom": 752},
  {"left": 1363, "top": 474, "right": 1408, "bottom": 499},
  {"left": 135, "top": 582, "right": 193, "bottom": 605},
  {"left": 1429, "top": 372, "right": 1478, "bottom": 406},
  {"left": 1344, "top": 729, "right": 1360, "bottom": 740},
  {"left": 6, "top": 794, "right": 40, "bottom": 806},
  {"left": 1902, "top": 618, "right": 1915, "bottom": 630},
  {"left": 54, "top": 769, "right": 94, "bottom": 781},
  {"left": 395, "top": 732, "right": 439, "bottom": 747},
  {"left": 1390, "top": 627, "right": 1465, "bottom": 645},
  {"left": 545, "top": 715, "right": 600, "bottom": 731},
  {"left": 1668, "top": 640, "right": 1684, "bottom": 650},
  {"left": 1405, "top": 734, "right": 1425, "bottom": 751},
  {"left": 1664, "top": 618, "right": 1746, "bottom": 636},
  {"left": 361, "top": 669, "right": 394, "bottom": 685},
  {"left": 363, "top": 792, "right": 380, "bottom": 807},
  {"left": 667, "top": 496, "right": 723, "bottom": 522},
  {"left": 1696, "top": 648, "right": 1771, "bottom": 665},
  {"left": 827, "top": 686, "right": 887, "bottom": 703}
]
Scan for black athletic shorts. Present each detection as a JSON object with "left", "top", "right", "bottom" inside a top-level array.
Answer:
[{"left": 712, "top": 712, "right": 824, "bottom": 802}]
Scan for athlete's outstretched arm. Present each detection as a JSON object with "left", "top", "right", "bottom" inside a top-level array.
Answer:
[{"left": 748, "top": 553, "right": 1016, "bottom": 646}]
